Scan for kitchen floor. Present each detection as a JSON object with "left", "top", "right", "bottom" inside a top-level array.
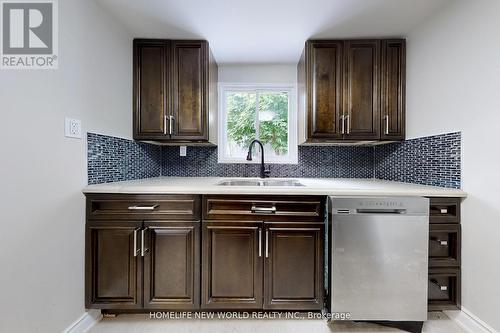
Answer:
[{"left": 89, "top": 312, "right": 466, "bottom": 333}]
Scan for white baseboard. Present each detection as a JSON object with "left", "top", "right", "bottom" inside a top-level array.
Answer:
[
  {"left": 445, "top": 308, "right": 498, "bottom": 333},
  {"left": 63, "top": 309, "right": 102, "bottom": 333}
]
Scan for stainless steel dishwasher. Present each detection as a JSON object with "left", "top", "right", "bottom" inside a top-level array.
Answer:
[{"left": 328, "top": 196, "right": 429, "bottom": 326}]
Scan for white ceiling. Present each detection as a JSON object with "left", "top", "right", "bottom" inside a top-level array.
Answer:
[{"left": 95, "top": 0, "right": 452, "bottom": 64}]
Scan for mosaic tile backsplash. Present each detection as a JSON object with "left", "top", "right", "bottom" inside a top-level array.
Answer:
[
  {"left": 374, "top": 132, "right": 461, "bottom": 188},
  {"left": 161, "top": 146, "right": 373, "bottom": 178},
  {"left": 87, "top": 133, "right": 161, "bottom": 184},
  {"left": 87, "top": 132, "right": 461, "bottom": 188}
]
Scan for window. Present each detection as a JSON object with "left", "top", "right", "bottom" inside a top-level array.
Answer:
[{"left": 218, "top": 84, "right": 297, "bottom": 164}]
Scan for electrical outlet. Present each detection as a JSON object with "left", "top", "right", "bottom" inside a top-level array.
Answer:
[
  {"left": 180, "top": 146, "right": 187, "bottom": 156},
  {"left": 65, "top": 117, "right": 82, "bottom": 139}
]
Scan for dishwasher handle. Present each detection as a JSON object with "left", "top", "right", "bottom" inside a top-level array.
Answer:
[{"left": 356, "top": 208, "right": 407, "bottom": 214}]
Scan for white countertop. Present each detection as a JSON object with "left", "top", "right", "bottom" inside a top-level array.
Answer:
[{"left": 82, "top": 177, "right": 466, "bottom": 197}]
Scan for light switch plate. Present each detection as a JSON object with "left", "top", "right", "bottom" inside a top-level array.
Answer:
[
  {"left": 65, "top": 117, "right": 82, "bottom": 139},
  {"left": 180, "top": 146, "right": 187, "bottom": 156}
]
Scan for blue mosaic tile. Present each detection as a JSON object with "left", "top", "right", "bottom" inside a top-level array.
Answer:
[
  {"left": 87, "top": 132, "right": 461, "bottom": 189},
  {"left": 374, "top": 132, "right": 461, "bottom": 188},
  {"left": 87, "top": 133, "right": 161, "bottom": 184},
  {"left": 160, "top": 145, "right": 374, "bottom": 178}
]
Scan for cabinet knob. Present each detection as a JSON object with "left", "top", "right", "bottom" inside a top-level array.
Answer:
[{"left": 431, "top": 279, "right": 448, "bottom": 291}]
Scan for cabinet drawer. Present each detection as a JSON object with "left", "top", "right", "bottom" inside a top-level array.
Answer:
[
  {"left": 428, "top": 268, "right": 461, "bottom": 311},
  {"left": 86, "top": 194, "right": 201, "bottom": 221},
  {"left": 429, "top": 197, "right": 461, "bottom": 224},
  {"left": 429, "top": 224, "right": 461, "bottom": 267},
  {"left": 203, "top": 195, "right": 325, "bottom": 222}
]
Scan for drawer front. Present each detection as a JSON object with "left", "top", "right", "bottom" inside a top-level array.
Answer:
[
  {"left": 428, "top": 268, "right": 461, "bottom": 311},
  {"left": 87, "top": 194, "right": 201, "bottom": 221},
  {"left": 429, "top": 224, "right": 461, "bottom": 267},
  {"left": 429, "top": 197, "right": 461, "bottom": 224},
  {"left": 203, "top": 195, "right": 325, "bottom": 222}
]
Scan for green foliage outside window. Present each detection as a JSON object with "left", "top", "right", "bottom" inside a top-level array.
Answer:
[{"left": 226, "top": 92, "right": 288, "bottom": 155}]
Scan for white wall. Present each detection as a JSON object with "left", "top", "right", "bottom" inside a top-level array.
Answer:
[
  {"left": 0, "top": 1, "right": 132, "bottom": 332},
  {"left": 218, "top": 63, "right": 296, "bottom": 84},
  {"left": 407, "top": 0, "right": 500, "bottom": 331}
]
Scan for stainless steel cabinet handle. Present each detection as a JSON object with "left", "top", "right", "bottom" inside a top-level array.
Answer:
[
  {"left": 251, "top": 206, "right": 276, "bottom": 214},
  {"left": 340, "top": 114, "right": 345, "bottom": 134},
  {"left": 169, "top": 115, "right": 174, "bottom": 135},
  {"left": 128, "top": 204, "right": 159, "bottom": 211},
  {"left": 258, "top": 228, "right": 262, "bottom": 257},
  {"left": 163, "top": 114, "right": 168, "bottom": 135},
  {"left": 265, "top": 230, "right": 269, "bottom": 258},
  {"left": 384, "top": 115, "right": 389, "bottom": 135},
  {"left": 346, "top": 114, "right": 350, "bottom": 134},
  {"left": 133, "top": 228, "right": 140, "bottom": 257},
  {"left": 141, "top": 228, "right": 149, "bottom": 257}
]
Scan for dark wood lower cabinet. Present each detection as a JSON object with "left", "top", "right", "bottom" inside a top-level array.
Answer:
[
  {"left": 264, "top": 223, "right": 324, "bottom": 310},
  {"left": 143, "top": 222, "right": 200, "bottom": 309},
  {"left": 85, "top": 194, "right": 463, "bottom": 314},
  {"left": 202, "top": 221, "right": 263, "bottom": 309},
  {"left": 428, "top": 268, "right": 461, "bottom": 311},
  {"left": 86, "top": 194, "right": 325, "bottom": 312},
  {"left": 426, "top": 197, "right": 462, "bottom": 311},
  {"left": 201, "top": 221, "right": 324, "bottom": 311},
  {"left": 85, "top": 221, "right": 142, "bottom": 309},
  {"left": 85, "top": 217, "right": 200, "bottom": 310}
]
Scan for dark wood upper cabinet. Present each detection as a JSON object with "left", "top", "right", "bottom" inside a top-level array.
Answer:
[
  {"left": 85, "top": 221, "right": 142, "bottom": 309},
  {"left": 298, "top": 39, "right": 405, "bottom": 143},
  {"left": 264, "top": 223, "right": 324, "bottom": 310},
  {"left": 307, "top": 41, "right": 343, "bottom": 139},
  {"left": 171, "top": 41, "right": 207, "bottom": 140},
  {"left": 381, "top": 40, "right": 406, "bottom": 140},
  {"left": 133, "top": 39, "right": 217, "bottom": 143},
  {"left": 134, "top": 41, "right": 168, "bottom": 139},
  {"left": 202, "top": 221, "right": 263, "bottom": 309},
  {"left": 143, "top": 221, "right": 200, "bottom": 309},
  {"left": 344, "top": 40, "right": 380, "bottom": 140}
]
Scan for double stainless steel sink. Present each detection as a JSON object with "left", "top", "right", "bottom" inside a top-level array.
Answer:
[{"left": 217, "top": 179, "right": 304, "bottom": 187}]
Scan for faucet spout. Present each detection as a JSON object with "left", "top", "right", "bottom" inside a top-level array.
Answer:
[{"left": 247, "top": 139, "right": 270, "bottom": 178}]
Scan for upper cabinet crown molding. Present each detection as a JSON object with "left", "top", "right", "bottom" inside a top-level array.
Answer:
[
  {"left": 297, "top": 39, "right": 405, "bottom": 144},
  {"left": 133, "top": 39, "right": 218, "bottom": 144}
]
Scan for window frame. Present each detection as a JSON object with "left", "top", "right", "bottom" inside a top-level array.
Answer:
[{"left": 217, "top": 83, "right": 298, "bottom": 164}]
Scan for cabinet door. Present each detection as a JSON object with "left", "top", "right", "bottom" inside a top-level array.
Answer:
[
  {"left": 171, "top": 41, "right": 208, "bottom": 141},
  {"left": 202, "top": 221, "right": 263, "bottom": 309},
  {"left": 344, "top": 40, "right": 380, "bottom": 140},
  {"left": 85, "top": 221, "right": 142, "bottom": 309},
  {"left": 143, "top": 222, "right": 200, "bottom": 309},
  {"left": 264, "top": 223, "right": 323, "bottom": 310},
  {"left": 133, "top": 40, "right": 168, "bottom": 139},
  {"left": 381, "top": 40, "right": 405, "bottom": 140},
  {"left": 308, "top": 41, "right": 343, "bottom": 139}
]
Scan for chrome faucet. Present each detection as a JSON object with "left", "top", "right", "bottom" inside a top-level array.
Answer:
[{"left": 246, "top": 139, "right": 270, "bottom": 178}]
